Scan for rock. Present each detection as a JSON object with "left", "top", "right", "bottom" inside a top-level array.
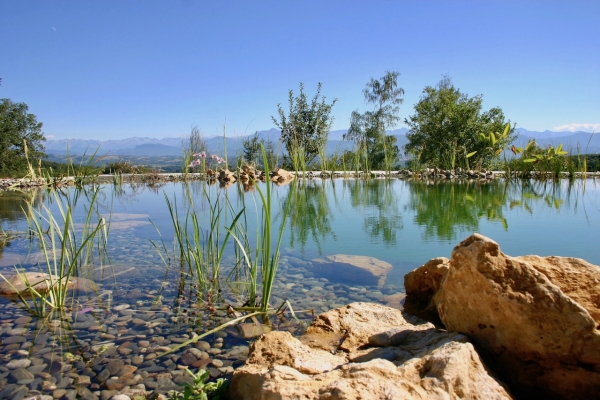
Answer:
[
  {"left": 403, "top": 257, "right": 449, "bottom": 324},
  {"left": 405, "top": 233, "right": 600, "bottom": 398},
  {"left": 310, "top": 254, "right": 393, "bottom": 287},
  {"left": 270, "top": 168, "right": 294, "bottom": 184},
  {"left": 218, "top": 168, "right": 236, "bottom": 182},
  {"left": 231, "top": 302, "right": 511, "bottom": 399},
  {"left": 0, "top": 272, "right": 98, "bottom": 297},
  {"left": 239, "top": 322, "right": 271, "bottom": 339},
  {"left": 6, "top": 359, "right": 31, "bottom": 369},
  {"left": 90, "top": 263, "right": 142, "bottom": 281}
]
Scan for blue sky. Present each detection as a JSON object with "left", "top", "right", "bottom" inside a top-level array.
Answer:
[{"left": 1, "top": 1, "right": 599, "bottom": 140}]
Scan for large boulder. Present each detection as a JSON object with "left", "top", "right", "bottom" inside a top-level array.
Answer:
[
  {"left": 404, "top": 233, "right": 600, "bottom": 398},
  {"left": 218, "top": 168, "right": 237, "bottom": 182},
  {"left": 230, "top": 302, "right": 512, "bottom": 399},
  {"left": 311, "top": 254, "right": 393, "bottom": 287},
  {"left": 403, "top": 257, "right": 449, "bottom": 324},
  {"left": 0, "top": 272, "right": 98, "bottom": 297},
  {"left": 270, "top": 168, "right": 295, "bottom": 184}
]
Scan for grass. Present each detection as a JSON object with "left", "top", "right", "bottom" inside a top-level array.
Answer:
[{"left": 0, "top": 186, "right": 109, "bottom": 316}]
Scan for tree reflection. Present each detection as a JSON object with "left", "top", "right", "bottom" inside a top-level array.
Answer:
[
  {"left": 287, "top": 180, "right": 336, "bottom": 254},
  {"left": 0, "top": 189, "right": 45, "bottom": 257},
  {"left": 406, "top": 180, "right": 508, "bottom": 241},
  {"left": 405, "top": 179, "right": 573, "bottom": 241},
  {"left": 344, "top": 179, "right": 403, "bottom": 246}
]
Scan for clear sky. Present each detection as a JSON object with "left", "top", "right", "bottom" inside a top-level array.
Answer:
[{"left": 1, "top": 1, "right": 599, "bottom": 140}]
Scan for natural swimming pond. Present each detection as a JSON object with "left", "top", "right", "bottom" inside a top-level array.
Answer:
[{"left": 0, "top": 178, "right": 598, "bottom": 398}]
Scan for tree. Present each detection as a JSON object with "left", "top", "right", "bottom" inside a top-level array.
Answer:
[
  {"left": 242, "top": 131, "right": 277, "bottom": 168},
  {"left": 0, "top": 99, "right": 46, "bottom": 176},
  {"left": 404, "top": 77, "right": 515, "bottom": 170},
  {"left": 344, "top": 71, "right": 404, "bottom": 171},
  {"left": 272, "top": 83, "right": 337, "bottom": 169},
  {"left": 182, "top": 126, "right": 208, "bottom": 172}
]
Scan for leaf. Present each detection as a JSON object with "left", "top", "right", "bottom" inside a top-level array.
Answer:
[
  {"left": 523, "top": 158, "right": 537, "bottom": 163},
  {"left": 502, "top": 123, "right": 510, "bottom": 138},
  {"left": 466, "top": 151, "right": 477, "bottom": 158},
  {"left": 489, "top": 132, "right": 497, "bottom": 146}
]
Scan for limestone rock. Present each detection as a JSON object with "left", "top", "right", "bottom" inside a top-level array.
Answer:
[
  {"left": 0, "top": 272, "right": 98, "bottom": 297},
  {"left": 404, "top": 257, "right": 449, "bottom": 324},
  {"left": 218, "top": 168, "right": 236, "bottom": 182},
  {"left": 270, "top": 168, "right": 294, "bottom": 184},
  {"left": 405, "top": 233, "right": 600, "bottom": 398},
  {"left": 246, "top": 330, "right": 346, "bottom": 375},
  {"left": 230, "top": 302, "right": 512, "bottom": 400},
  {"left": 310, "top": 254, "right": 393, "bottom": 287},
  {"left": 305, "top": 302, "right": 429, "bottom": 352}
]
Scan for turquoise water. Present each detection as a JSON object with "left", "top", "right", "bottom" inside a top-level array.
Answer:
[{"left": 2, "top": 178, "right": 599, "bottom": 289}]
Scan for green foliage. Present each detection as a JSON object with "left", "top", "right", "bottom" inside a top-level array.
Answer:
[
  {"left": 242, "top": 132, "right": 277, "bottom": 168},
  {"left": 271, "top": 83, "right": 337, "bottom": 170},
  {"left": 183, "top": 126, "right": 208, "bottom": 173},
  {"left": 509, "top": 139, "right": 569, "bottom": 178},
  {"left": 169, "top": 368, "right": 229, "bottom": 400},
  {"left": 345, "top": 71, "right": 404, "bottom": 171},
  {"left": 0, "top": 98, "right": 46, "bottom": 176},
  {"left": 0, "top": 187, "right": 109, "bottom": 316},
  {"left": 103, "top": 161, "right": 148, "bottom": 174},
  {"left": 404, "top": 77, "right": 515, "bottom": 170}
]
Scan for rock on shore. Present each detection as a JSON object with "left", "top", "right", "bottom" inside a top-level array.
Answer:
[
  {"left": 230, "top": 302, "right": 511, "bottom": 399},
  {"left": 404, "top": 233, "right": 600, "bottom": 399}
]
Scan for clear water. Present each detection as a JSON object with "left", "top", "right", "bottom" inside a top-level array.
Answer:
[{"left": 0, "top": 178, "right": 598, "bottom": 396}]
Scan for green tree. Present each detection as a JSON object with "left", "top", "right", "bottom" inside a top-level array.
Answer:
[
  {"left": 404, "top": 77, "right": 515, "bottom": 170},
  {"left": 242, "top": 131, "right": 277, "bottom": 168},
  {"left": 271, "top": 83, "right": 337, "bottom": 170},
  {"left": 345, "top": 71, "right": 404, "bottom": 171},
  {"left": 182, "top": 126, "right": 208, "bottom": 172},
  {"left": 0, "top": 99, "right": 46, "bottom": 176}
]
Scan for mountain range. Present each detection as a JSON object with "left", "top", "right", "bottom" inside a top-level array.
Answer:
[{"left": 44, "top": 128, "right": 600, "bottom": 159}]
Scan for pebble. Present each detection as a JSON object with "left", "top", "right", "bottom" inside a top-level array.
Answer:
[{"left": 6, "top": 359, "right": 31, "bottom": 369}]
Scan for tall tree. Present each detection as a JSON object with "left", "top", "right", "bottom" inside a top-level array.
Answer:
[
  {"left": 272, "top": 83, "right": 337, "bottom": 169},
  {"left": 404, "top": 77, "right": 515, "bottom": 169},
  {"left": 344, "top": 71, "right": 404, "bottom": 171},
  {"left": 0, "top": 99, "right": 46, "bottom": 176},
  {"left": 242, "top": 131, "right": 277, "bottom": 168},
  {"left": 182, "top": 126, "right": 207, "bottom": 172}
]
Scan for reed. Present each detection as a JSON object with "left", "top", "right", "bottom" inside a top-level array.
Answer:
[
  {"left": 152, "top": 183, "right": 245, "bottom": 293},
  {"left": 0, "top": 186, "right": 109, "bottom": 316}
]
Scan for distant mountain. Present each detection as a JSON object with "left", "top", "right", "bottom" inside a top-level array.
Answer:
[
  {"left": 514, "top": 130, "right": 600, "bottom": 154},
  {"left": 44, "top": 128, "right": 599, "bottom": 160}
]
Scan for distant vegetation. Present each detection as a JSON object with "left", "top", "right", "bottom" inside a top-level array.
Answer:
[
  {"left": 0, "top": 98, "right": 46, "bottom": 177},
  {"left": 2, "top": 76, "right": 599, "bottom": 179}
]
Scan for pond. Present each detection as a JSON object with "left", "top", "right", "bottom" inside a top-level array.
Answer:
[{"left": 0, "top": 178, "right": 598, "bottom": 398}]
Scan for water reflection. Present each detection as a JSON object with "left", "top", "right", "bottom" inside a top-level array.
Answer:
[
  {"left": 344, "top": 179, "right": 403, "bottom": 246},
  {"left": 287, "top": 180, "right": 336, "bottom": 254},
  {"left": 405, "top": 180, "right": 508, "bottom": 241}
]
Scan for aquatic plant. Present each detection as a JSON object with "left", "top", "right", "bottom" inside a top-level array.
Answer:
[
  {"left": 168, "top": 368, "right": 229, "bottom": 400},
  {"left": 0, "top": 186, "right": 109, "bottom": 316}
]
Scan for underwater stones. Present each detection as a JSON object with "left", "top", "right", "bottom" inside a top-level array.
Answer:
[
  {"left": 6, "top": 359, "right": 31, "bottom": 369},
  {"left": 90, "top": 264, "right": 141, "bottom": 281},
  {"left": 240, "top": 323, "right": 272, "bottom": 339},
  {"left": 310, "top": 254, "right": 392, "bottom": 287},
  {"left": 0, "top": 272, "right": 98, "bottom": 297}
]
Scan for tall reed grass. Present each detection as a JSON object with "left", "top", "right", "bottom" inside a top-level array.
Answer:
[{"left": 0, "top": 187, "right": 109, "bottom": 316}]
